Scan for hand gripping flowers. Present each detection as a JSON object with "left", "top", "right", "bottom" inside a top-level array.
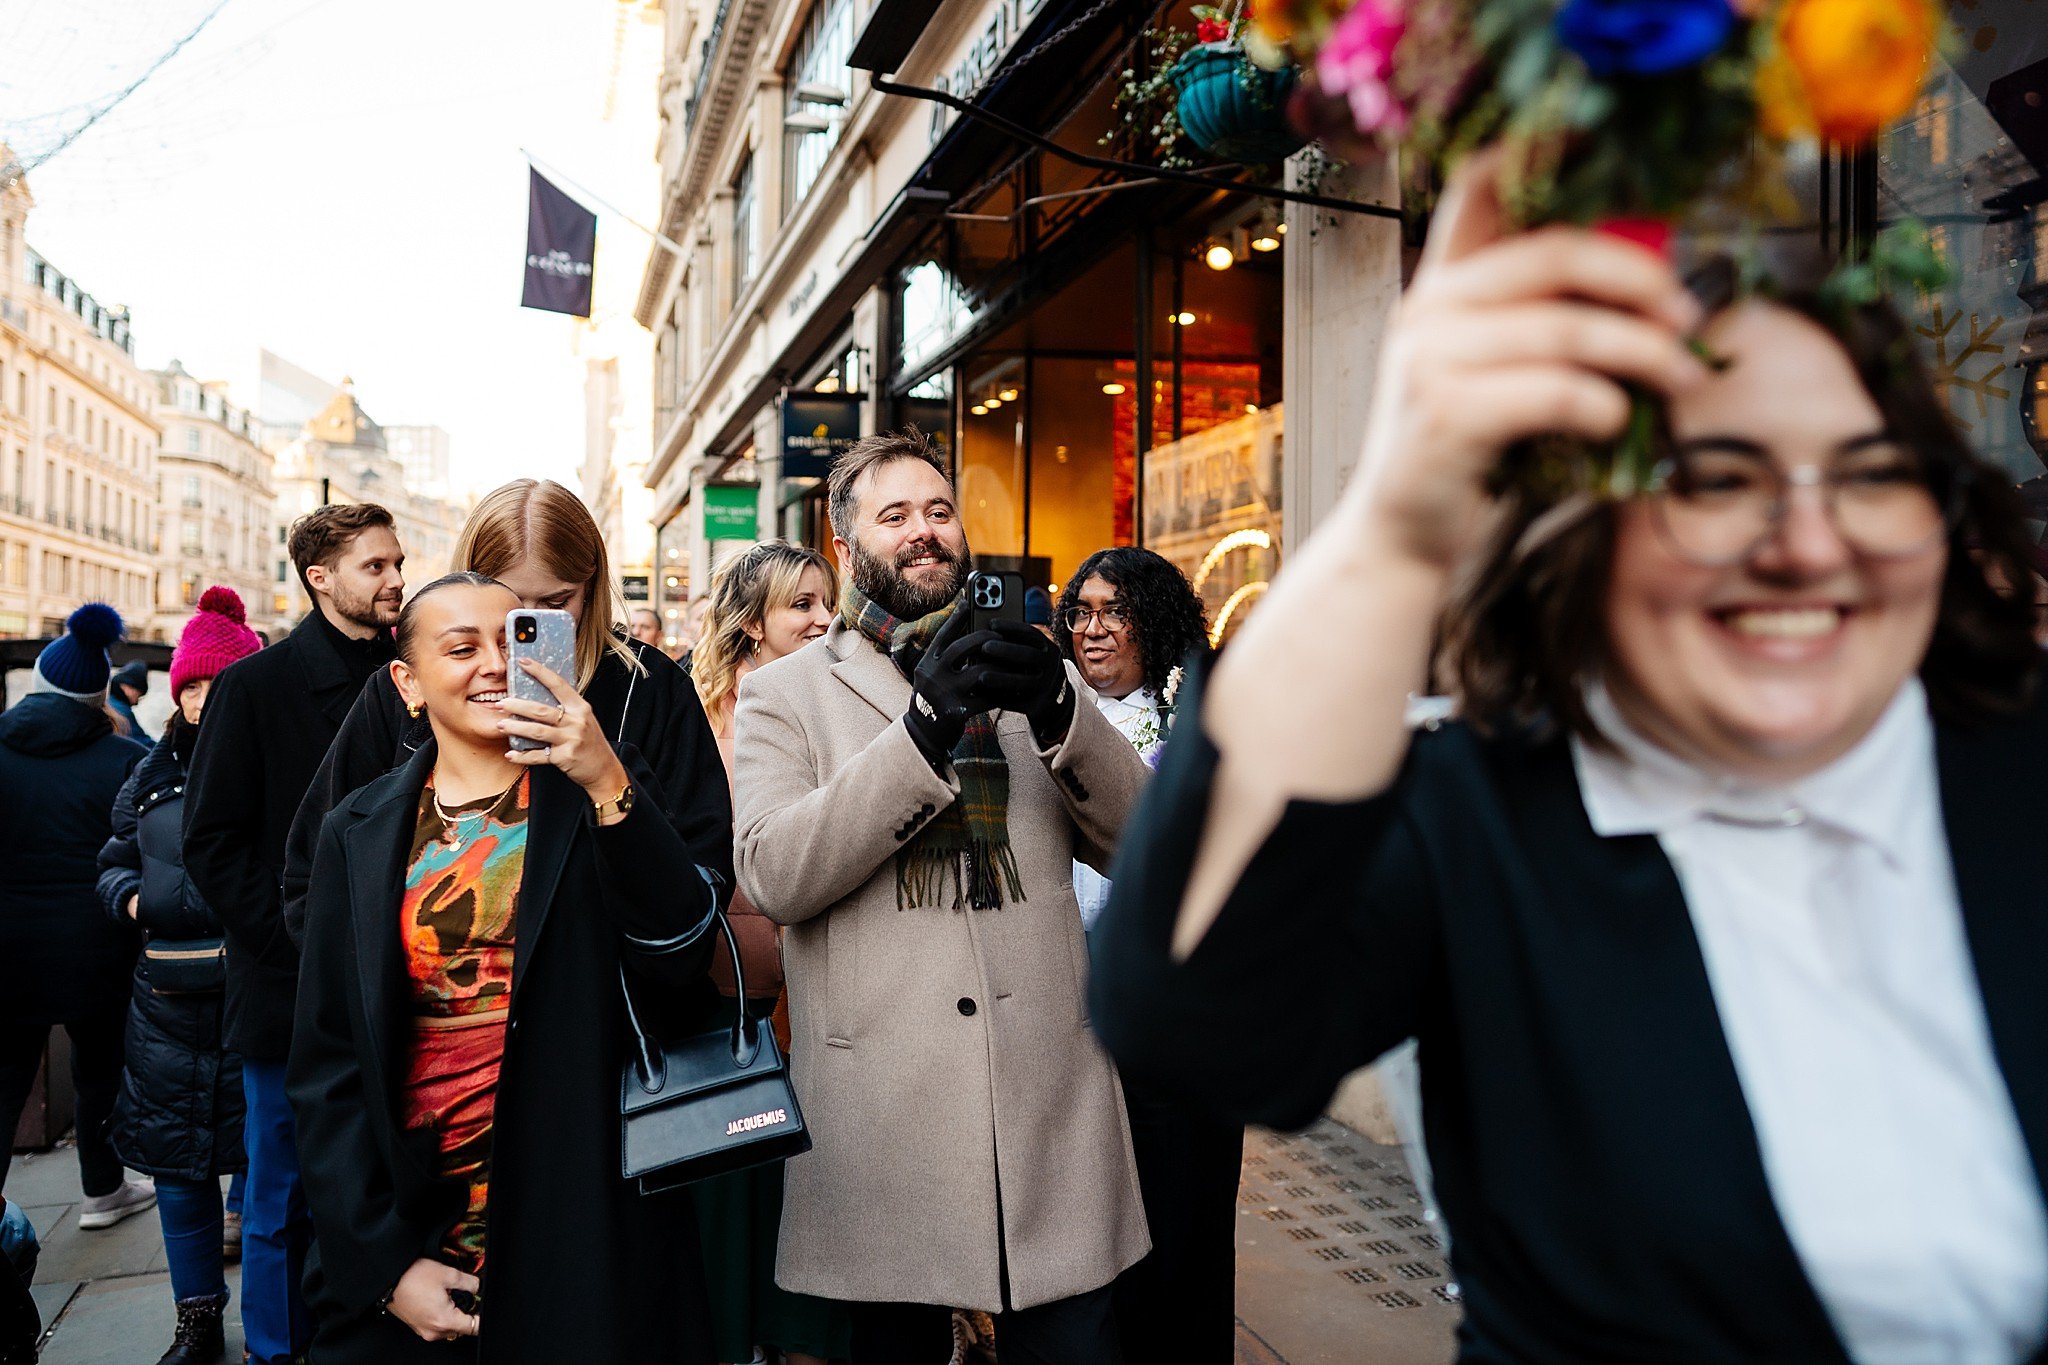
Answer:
[{"left": 1255, "top": 0, "right": 1947, "bottom": 495}]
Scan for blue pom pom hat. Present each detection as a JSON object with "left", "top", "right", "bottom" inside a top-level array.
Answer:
[{"left": 33, "top": 602, "right": 126, "bottom": 705}]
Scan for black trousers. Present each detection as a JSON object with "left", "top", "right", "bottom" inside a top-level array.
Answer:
[
  {"left": 1111, "top": 1073, "right": 1245, "bottom": 1365},
  {"left": 0, "top": 1008, "right": 130, "bottom": 1198},
  {"left": 848, "top": 1285, "right": 1121, "bottom": 1365}
]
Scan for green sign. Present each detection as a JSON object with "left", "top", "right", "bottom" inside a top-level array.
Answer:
[{"left": 703, "top": 483, "right": 759, "bottom": 541}]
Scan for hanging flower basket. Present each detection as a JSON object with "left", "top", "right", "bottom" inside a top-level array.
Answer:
[{"left": 1170, "top": 44, "right": 1305, "bottom": 166}]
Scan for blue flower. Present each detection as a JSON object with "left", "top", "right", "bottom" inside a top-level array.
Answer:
[{"left": 1555, "top": 0, "right": 1738, "bottom": 78}]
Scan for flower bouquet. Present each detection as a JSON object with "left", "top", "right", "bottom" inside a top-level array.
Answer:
[{"left": 1243, "top": 0, "right": 1952, "bottom": 492}]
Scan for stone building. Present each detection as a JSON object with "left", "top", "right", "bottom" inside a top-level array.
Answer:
[{"left": 151, "top": 361, "right": 281, "bottom": 639}]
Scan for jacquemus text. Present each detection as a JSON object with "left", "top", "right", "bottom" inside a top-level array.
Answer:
[{"left": 726, "top": 1109, "right": 789, "bottom": 1136}]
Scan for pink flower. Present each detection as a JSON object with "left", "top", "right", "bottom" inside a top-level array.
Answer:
[{"left": 1316, "top": 0, "right": 1408, "bottom": 135}]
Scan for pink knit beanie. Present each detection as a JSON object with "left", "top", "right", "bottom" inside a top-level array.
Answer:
[{"left": 170, "top": 587, "right": 264, "bottom": 698}]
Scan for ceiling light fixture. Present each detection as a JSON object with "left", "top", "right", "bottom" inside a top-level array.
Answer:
[
  {"left": 1203, "top": 242, "right": 1235, "bottom": 271},
  {"left": 971, "top": 403, "right": 988, "bottom": 415},
  {"left": 985, "top": 396, "right": 1003, "bottom": 409},
  {"left": 1175, "top": 310, "right": 1196, "bottom": 326},
  {"left": 1250, "top": 231, "right": 1280, "bottom": 252},
  {"left": 998, "top": 387, "right": 1018, "bottom": 402},
  {"left": 1101, "top": 382, "right": 1127, "bottom": 396}
]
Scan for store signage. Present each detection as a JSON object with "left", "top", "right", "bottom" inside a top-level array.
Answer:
[
  {"left": 621, "top": 574, "right": 650, "bottom": 602},
  {"left": 782, "top": 394, "right": 864, "bottom": 479},
  {"left": 703, "top": 483, "right": 760, "bottom": 541},
  {"left": 928, "top": 0, "right": 1050, "bottom": 142}
]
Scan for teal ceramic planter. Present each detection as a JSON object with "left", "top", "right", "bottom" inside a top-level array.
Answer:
[{"left": 1169, "top": 44, "right": 1305, "bottom": 165}]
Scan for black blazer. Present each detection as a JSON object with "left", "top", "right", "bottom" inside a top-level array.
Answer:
[
  {"left": 1091, "top": 666, "right": 2048, "bottom": 1364},
  {"left": 184, "top": 611, "right": 392, "bottom": 1059},
  {"left": 287, "top": 740, "right": 718, "bottom": 1365},
  {"left": 281, "top": 638, "right": 730, "bottom": 948}
]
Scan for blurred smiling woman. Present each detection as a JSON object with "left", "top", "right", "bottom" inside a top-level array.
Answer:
[{"left": 288, "top": 573, "right": 722, "bottom": 1364}]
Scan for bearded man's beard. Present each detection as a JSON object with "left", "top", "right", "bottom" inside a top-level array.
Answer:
[
  {"left": 330, "top": 578, "right": 402, "bottom": 630},
  {"left": 851, "top": 535, "right": 970, "bottom": 620}
]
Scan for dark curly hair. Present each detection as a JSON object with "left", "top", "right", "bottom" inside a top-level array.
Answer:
[{"left": 1056, "top": 548, "right": 1211, "bottom": 695}]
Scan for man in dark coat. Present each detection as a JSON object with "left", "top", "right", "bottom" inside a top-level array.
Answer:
[
  {"left": 183, "top": 504, "right": 405, "bottom": 1365},
  {"left": 0, "top": 604, "right": 152, "bottom": 1224},
  {"left": 110, "top": 660, "right": 149, "bottom": 738}
]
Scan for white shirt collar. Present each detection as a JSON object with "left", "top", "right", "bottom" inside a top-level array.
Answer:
[
  {"left": 1094, "top": 686, "right": 1158, "bottom": 718},
  {"left": 1573, "top": 678, "right": 1933, "bottom": 864}
]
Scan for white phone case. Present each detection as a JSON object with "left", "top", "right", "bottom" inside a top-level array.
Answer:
[{"left": 507, "top": 608, "right": 576, "bottom": 751}]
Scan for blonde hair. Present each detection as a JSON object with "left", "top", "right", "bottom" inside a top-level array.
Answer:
[
  {"left": 454, "top": 480, "right": 640, "bottom": 692},
  {"left": 694, "top": 540, "right": 837, "bottom": 734}
]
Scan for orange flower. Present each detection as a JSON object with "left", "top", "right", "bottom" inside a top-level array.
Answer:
[{"left": 1759, "top": 0, "right": 1941, "bottom": 146}]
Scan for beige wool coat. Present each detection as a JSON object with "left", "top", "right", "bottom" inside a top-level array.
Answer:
[{"left": 732, "top": 619, "right": 1153, "bottom": 1311}]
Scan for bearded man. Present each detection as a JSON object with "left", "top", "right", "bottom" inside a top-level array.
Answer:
[
  {"left": 733, "top": 429, "right": 1152, "bottom": 1364},
  {"left": 185, "top": 502, "right": 406, "bottom": 1365}
]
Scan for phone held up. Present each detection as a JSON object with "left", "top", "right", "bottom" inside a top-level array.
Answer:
[
  {"left": 965, "top": 570, "right": 1026, "bottom": 636},
  {"left": 506, "top": 609, "right": 576, "bottom": 752}
]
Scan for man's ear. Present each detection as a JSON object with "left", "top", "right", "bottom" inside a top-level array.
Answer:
[
  {"left": 832, "top": 536, "right": 853, "bottom": 577},
  {"left": 303, "top": 561, "right": 331, "bottom": 599}
]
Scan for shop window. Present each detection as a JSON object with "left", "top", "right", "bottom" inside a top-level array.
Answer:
[{"left": 784, "top": 0, "right": 853, "bottom": 210}]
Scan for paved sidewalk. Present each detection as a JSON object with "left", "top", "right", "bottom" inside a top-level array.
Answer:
[{"left": 13, "top": 1117, "right": 1456, "bottom": 1363}]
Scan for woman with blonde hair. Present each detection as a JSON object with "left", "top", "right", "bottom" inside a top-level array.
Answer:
[
  {"left": 689, "top": 539, "right": 849, "bottom": 1365},
  {"left": 282, "top": 479, "right": 730, "bottom": 950}
]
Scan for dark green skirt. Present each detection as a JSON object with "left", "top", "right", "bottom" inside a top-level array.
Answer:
[{"left": 692, "top": 997, "right": 851, "bottom": 1362}]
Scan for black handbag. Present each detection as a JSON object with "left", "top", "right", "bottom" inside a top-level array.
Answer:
[
  {"left": 619, "top": 900, "right": 810, "bottom": 1194},
  {"left": 141, "top": 935, "right": 227, "bottom": 994}
]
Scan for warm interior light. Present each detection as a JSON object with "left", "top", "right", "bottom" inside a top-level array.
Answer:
[
  {"left": 1276, "top": 221, "right": 1288, "bottom": 234},
  {"left": 998, "top": 387, "right": 1018, "bottom": 401},
  {"left": 1101, "top": 382, "right": 1127, "bottom": 396},
  {"left": 1175, "top": 310, "right": 1196, "bottom": 326},
  {"left": 1245, "top": 403, "right": 1259, "bottom": 414},
  {"left": 971, "top": 404, "right": 988, "bottom": 415},
  {"left": 1250, "top": 232, "right": 1280, "bottom": 252},
  {"left": 816, "top": 374, "right": 841, "bottom": 392},
  {"left": 1203, "top": 242, "right": 1235, "bottom": 271},
  {"left": 985, "top": 396, "right": 1002, "bottom": 408}
]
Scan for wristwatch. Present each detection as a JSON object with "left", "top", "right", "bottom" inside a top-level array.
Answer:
[{"left": 592, "top": 782, "right": 636, "bottom": 822}]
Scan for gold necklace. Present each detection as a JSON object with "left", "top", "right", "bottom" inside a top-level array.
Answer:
[{"left": 430, "top": 775, "right": 520, "bottom": 845}]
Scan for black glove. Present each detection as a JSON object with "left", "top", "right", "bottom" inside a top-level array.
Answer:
[
  {"left": 904, "top": 607, "right": 1005, "bottom": 764},
  {"left": 975, "top": 619, "right": 1075, "bottom": 748}
]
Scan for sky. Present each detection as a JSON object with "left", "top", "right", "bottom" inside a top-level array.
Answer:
[{"left": 2, "top": 0, "right": 664, "bottom": 496}]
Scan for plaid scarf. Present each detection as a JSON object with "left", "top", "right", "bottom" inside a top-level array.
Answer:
[{"left": 843, "top": 578, "right": 1024, "bottom": 911}]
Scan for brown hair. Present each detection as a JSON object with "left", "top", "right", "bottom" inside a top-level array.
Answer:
[
  {"left": 287, "top": 503, "right": 395, "bottom": 599},
  {"left": 1440, "top": 242, "right": 2040, "bottom": 739},
  {"left": 826, "top": 427, "right": 949, "bottom": 542},
  {"left": 394, "top": 571, "right": 509, "bottom": 666},
  {"left": 455, "top": 480, "right": 639, "bottom": 692},
  {"left": 693, "top": 540, "right": 838, "bottom": 734}
]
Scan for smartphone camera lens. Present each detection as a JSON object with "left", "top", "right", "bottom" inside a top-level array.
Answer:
[{"left": 515, "top": 616, "right": 535, "bottom": 643}]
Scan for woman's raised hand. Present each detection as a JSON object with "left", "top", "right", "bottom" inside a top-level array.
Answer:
[
  {"left": 1348, "top": 145, "right": 1710, "bottom": 570},
  {"left": 500, "top": 658, "right": 631, "bottom": 802},
  {"left": 385, "top": 1257, "right": 480, "bottom": 1342}
]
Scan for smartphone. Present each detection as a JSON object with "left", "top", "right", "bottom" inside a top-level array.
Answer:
[
  {"left": 506, "top": 608, "right": 576, "bottom": 752},
  {"left": 965, "top": 570, "right": 1026, "bottom": 635}
]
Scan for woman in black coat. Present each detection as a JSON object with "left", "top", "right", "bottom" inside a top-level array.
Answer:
[
  {"left": 282, "top": 478, "right": 731, "bottom": 946},
  {"left": 98, "top": 587, "right": 264, "bottom": 1364},
  {"left": 1092, "top": 161, "right": 2048, "bottom": 1361},
  {"left": 289, "top": 574, "right": 722, "bottom": 1364},
  {"left": 0, "top": 604, "right": 150, "bottom": 1213}
]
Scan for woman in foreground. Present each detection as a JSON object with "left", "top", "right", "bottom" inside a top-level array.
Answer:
[
  {"left": 1090, "top": 155, "right": 2048, "bottom": 1362},
  {"left": 288, "top": 574, "right": 721, "bottom": 1362}
]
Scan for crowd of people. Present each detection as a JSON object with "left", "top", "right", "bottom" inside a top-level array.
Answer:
[
  {"left": 0, "top": 451, "right": 1230, "bottom": 1365},
  {"left": 7, "top": 154, "right": 2048, "bottom": 1365}
]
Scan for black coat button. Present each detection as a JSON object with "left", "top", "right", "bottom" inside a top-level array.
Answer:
[{"left": 957, "top": 997, "right": 977, "bottom": 1016}]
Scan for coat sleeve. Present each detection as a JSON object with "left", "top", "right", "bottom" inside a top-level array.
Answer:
[
  {"left": 285, "top": 671, "right": 410, "bottom": 947},
  {"left": 1086, "top": 664, "right": 1440, "bottom": 1131},
  {"left": 184, "top": 663, "right": 295, "bottom": 973},
  {"left": 732, "top": 673, "right": 959, "bottom": 926},
  {"left": 287, "top": 816, "right": 436, "bottom": 1313},
  {"left": 96, "top": 767, "right": 143, "bottom": 925},
  {"left": 588, "top": 746, "right": 718, "bottom": 993},
  {"left": 625, "top": 649, "right": 735, "bottom": 892}
]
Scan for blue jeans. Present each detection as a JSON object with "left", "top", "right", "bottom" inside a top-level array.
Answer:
[
  {"left": 241, "top": 1059, "right": 311, "bottom": 1363},
  {"left": 155, "top": 1177, "right": 228, "bottom": 1303}
]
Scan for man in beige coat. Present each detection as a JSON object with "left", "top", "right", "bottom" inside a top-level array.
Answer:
[{"left": 733, "top": 430, "right": 1151, "bottom": 1363}]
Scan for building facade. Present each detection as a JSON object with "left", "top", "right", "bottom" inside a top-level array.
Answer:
[
  {"left": 0, "top": 152, "right": 161, "bottom": 640},
  {"left": 271, "top": 380, "right": 466, "bottom": 623},
  {"left": 151, "top": 362, "right": 281, "bottom": 640},
  {"left": 386, "top": 424, "right": 454, "bottom": 501},
  {"left": 579, "top": 315, "right": 658, "bottom": 629}
]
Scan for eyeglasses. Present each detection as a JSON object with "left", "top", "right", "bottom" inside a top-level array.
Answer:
[
  {"left": 1646, "top": 446, "right": 1962, "bottom": 568},
  {"left": 1059, "top": 604, "right": 1132, "bottom": 634}
]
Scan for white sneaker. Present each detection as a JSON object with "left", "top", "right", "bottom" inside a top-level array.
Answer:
[{"left": 76, "top": 1178, "right": 155, "bottom": 1230}]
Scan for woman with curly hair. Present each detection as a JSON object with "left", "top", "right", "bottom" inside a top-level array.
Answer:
[{"left": 1052, "top": 547, "right": 1233, "bottom": 1363}]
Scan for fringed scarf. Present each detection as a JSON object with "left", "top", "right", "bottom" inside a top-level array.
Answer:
[{"left": 843, "top": 579, "right": 1025, "bottom": 911}]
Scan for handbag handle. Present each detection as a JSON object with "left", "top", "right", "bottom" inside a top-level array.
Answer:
[{"left": 621, "top": 874, "right": 758, "bottom": 1094}]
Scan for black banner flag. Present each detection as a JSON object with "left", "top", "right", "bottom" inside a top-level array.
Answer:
[{"left": 521, "top": 168, "right": 596, "bottom": 318}]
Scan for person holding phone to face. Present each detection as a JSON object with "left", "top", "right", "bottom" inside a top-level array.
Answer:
[{"left": 288, "top": 573, "right": 724, "bottom": 1364}]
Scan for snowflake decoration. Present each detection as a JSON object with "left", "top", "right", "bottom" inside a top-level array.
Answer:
[{"left": 1917, "top": 305, "right": 2012, "bottom": 432}]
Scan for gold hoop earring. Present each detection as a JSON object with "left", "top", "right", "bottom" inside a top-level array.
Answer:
[{"left": 407, "top": 702, "right": 422, "bottom": 719}]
